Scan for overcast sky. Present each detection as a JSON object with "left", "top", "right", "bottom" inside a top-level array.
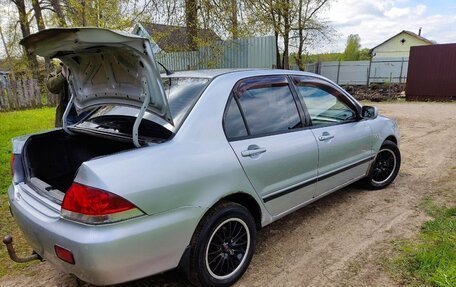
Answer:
[
  {"left": 322, "top": 0, "right": 456, "bottom": 52},
  {"left": 1, "top": 0, "right": 455, "bottom": 58}
]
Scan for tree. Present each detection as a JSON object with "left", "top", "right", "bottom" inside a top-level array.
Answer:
[
  {"left": 31, "top": 0, "right": 46, "bottom": 31},
  {"left": 230, "top": 0, "right": 239, "bottom": 39},
  {"left": 10, "top": 0, "right": 40, "bottom": 79},
  {"left": 48, "top": 0, "right": 67, "bottom": 26},
  {"left": 293, "top": 0, "right": 332, "bottom": 71},
  {"left": 341, "top": 34, "right": 361, "bottom": 61},
  {"left": 185, "top": 0, "right": 198, "bottom": 50},
  {"left": 246, "top": 0, "right": 332, "bottom": 70},
  {"left": 358, "top": 48, "right": 371, "bottom": 60},
  {"left": 244, "top": 0, "right": 287, "bottom": 68},
  {"left": 31, "top": 0, "right": 52, "bottom": 72},
  {"left": 199, "top": 0, "right": 242, "bottom": 39},
  {"left": 60, "top": 0, "right": 131, "bottom": 29}
]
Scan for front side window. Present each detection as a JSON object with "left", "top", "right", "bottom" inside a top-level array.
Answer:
[
  {"left": 293, "top": 79, "right": 356, "bottom": 126},
  {"left": 233, "top": 76, "right": 301, "bottom": 137}
]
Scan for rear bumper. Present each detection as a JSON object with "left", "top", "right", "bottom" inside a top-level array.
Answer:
[{"left": 7, "top": 183, "right": 203, "bottom": 285}]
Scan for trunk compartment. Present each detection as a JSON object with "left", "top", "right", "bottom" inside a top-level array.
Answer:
[{"left": 24, "top": 130, "right": 134, "bottom": 193}]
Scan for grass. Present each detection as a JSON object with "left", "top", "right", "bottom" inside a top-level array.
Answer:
[
  {"left": 392, "top": 200, "right": 456, "bottom": 286},
  {"left": 0, "top": 108, "right": 55, "bottom": 193},
  {"left": 0, "top": 108, "right": 54, "bottom": 277}
]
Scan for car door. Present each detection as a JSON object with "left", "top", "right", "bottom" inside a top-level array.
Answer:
[
  {"left": 224, "top": 75, "right": 319, "bottom": 216},
  {"left": 292, "top": 76, "right": 374, "bottom": 197}
]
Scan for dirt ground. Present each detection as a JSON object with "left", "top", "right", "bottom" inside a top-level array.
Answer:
[{"left": 1, "top": 102, "right": 455, "bottom": 287}]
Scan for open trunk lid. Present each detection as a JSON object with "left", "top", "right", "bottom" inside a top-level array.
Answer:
[{"left": 20, "top": 28, "right": 173, "bottom": 126}]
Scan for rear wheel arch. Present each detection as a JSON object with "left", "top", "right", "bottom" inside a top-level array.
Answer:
[
  {"left": 222, "top": 192, "right": 262, "bottom": 231},
  {"left": 179, "top": 192, "right": 262, "bottom": 274},
  {"left": 184, "top": 199, "right": 257, "bottom": 286}
]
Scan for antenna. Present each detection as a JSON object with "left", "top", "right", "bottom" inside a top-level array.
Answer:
[{"left": 156, "top": 61, "right": 174, "bottom": 75}]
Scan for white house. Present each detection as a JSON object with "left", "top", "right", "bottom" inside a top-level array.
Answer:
[{"left": 371, "top": 30, "right": 434, "bottom": 59}]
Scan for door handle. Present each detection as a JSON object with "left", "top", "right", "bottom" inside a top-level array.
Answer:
[
  {"left": 241, "top": 147, "right": 267, "bottom": 157},
  {"left": 318, "top": 132, "right": 334, "bottom": 141}
]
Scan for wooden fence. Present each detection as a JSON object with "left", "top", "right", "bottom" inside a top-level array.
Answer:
[{"left": 0, "top": 75, "right": 57, "bottom": 112}]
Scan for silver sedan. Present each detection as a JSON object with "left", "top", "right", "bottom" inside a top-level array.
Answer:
[{"left": 6, "top": 28, "right": 401, "bottom": 286}]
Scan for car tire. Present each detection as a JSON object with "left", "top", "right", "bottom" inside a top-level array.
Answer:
[
  {"left": 362, "top": 140, "right": 401, "bottom": 190},
  {"left": 186, "top": 201, "right": 256, "bottom": 287}
]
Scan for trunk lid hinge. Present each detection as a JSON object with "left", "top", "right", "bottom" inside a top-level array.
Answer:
[
  {"left": 132, "top": 78, "right": 151, "bottom": 148},
  {"left": 62, "top": 81, "right": 76, "bottom": 135}
]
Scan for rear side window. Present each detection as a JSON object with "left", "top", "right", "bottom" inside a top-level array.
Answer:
[
  {"left": 224, "top": 97, "right": 248, "bottom": 139},
  {"left": 231, "top": 76, "right": 301, "bottom": 137}
]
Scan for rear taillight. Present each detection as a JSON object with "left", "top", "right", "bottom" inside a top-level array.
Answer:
[
  {"left": 10, "top": 154, "right": 15, "bottom": 177},
  {"left": 61, "top": 183, "right": 144, "bottom": 224}
]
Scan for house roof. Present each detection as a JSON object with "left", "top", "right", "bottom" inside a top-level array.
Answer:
[
  {"left": 139, "top": 22, "right": 221, "bottom": 52},
  {"left": 371, "top": 30, "right": 434, "bottom": 51}
]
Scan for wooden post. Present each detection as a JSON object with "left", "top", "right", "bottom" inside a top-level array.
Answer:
[
  {"left": 15, "top": 79, "right": 22, "bottom": 109},
  {"left": 29, "top": 78, "right": 35, "bottom": 108},
  {"left": 366, "top": 57, "right": 373, "bottom": 86},
  {"left": 336, "top": 60, "right": 341, "bottom": 84},
  {"left": 35, "top": 78, "right": 42, "bottom": 107},
  {"left": 399, "top": 57, "right": 404, "bottom": 84},
  {"left": 0, "top": 80, "right": 5, "bottom": 111},
  {"left": 7, "top": 77, "right": 14, "bottom": 110},
  {"left": 22, "top": 76, "right": 29, "bottom": 109},
  {"left": 389, "top": 72, "right": 393, "bottom": 97},
  {"left": 0, "top": 26, "right": 17, "bottom": 106}
]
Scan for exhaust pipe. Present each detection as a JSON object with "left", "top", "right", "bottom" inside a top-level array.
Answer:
[{"left": 3, "top": 235, "right": 42, "bottom": 263}]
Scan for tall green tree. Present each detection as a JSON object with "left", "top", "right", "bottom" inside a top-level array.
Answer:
[
  {"left": 199, "top": 0, "right": 244, "bottom": 39},
  {"left": 341, "top": 34, "right": 361, "bottom": 61},
  {"left": 246, "top": 0, "right": 333, "bottom": 70},
  {"left": 49, "top": 0, "right": 67, "bottom": 26},
  {"left": 293, "top": 0, "right": 332, "bottom": 70},
  {"left": 63, "top": 0, "right": 131, "bottom": 29},
  {"left": 10, "top": 0, "right": 40, "bottom": 78},
  {"left": 185, "top": 0, "right": 198, "bottom": 50}
]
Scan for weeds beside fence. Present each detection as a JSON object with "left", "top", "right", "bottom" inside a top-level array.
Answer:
[{"left": 0, "top": 75, "right": 57, "bottom": 112}]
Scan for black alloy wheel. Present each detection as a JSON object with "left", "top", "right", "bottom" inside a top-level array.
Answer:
[
  {"left": 186, "top": 201, "right": 256, "bottom": 287},
  {"left": 371, "top": 148, "right": 397, "bottom": 184},
  {"left": 205, "top": 218, "right": 250, "bottom": 279},
  {"left": 362, "top": 140, "right": 401, "bottom": 190}
]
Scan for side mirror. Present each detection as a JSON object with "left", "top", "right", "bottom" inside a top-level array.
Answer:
[{"left": 361, "top": 106, "right": 378, "bottom": 119}]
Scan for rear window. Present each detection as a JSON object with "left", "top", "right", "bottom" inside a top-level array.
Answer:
[
  {"left": 163, "top": 77, "right": 209, "bottom": 125},
  {"left": 77, "top": 77, "right": 209, "bottom": 138}
]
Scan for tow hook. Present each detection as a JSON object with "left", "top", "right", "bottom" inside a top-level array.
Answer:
[{"left": 2, "top": 235, "right": 42, "bottom": 263}]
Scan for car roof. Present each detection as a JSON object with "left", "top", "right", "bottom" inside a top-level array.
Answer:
[{"left": 164, "top": 68, "right": 321, "bottom": 80}]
